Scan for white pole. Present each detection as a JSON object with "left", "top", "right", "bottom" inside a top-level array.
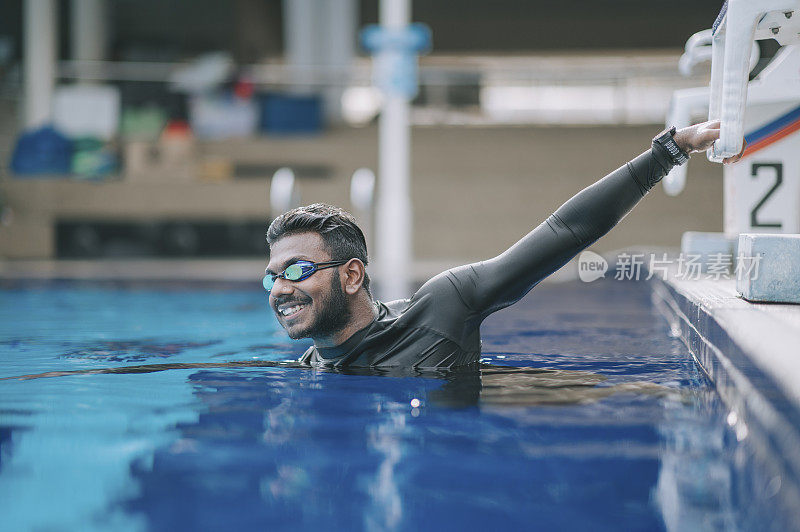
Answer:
[
  {"left": 376, "top": 0, "right": 412, "bottom": 301},
  {"left": 270, "top": 167, "right": 299, "bottom": 216},
  {"left": 351, "top": 167, "right": 376, "bottom": 254},
  {"left": 71, "top": 0, "right": 107, "bottom": 64},
  {"left": 282, "top": 0, "right": 317, "bottom": 94},
  {"left": 320, "top": 0, "right": 357, "bottom": 123},
  {"left": 23, "top": 0, "right": 58, "bottom": 129}
]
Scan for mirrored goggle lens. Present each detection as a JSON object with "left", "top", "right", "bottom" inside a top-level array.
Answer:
[
  {"left": 283, "top": 263, "right": 308, "bottom": 281},
  {"left": 263, "top": 263, "right": 313, "bottom": 292}
]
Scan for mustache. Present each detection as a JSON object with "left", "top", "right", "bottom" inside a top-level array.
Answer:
[{"left": 272, "top": 295, "right": 312, "bottom": 308}]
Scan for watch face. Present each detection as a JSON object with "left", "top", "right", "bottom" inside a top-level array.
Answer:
[{"left": 655, "top": 128, "right": 674, "bottom": 143}]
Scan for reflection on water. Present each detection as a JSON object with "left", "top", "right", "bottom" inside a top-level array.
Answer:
[
  {"left": 5, "top": 360, "right": 683, "bottom": 408},
  {"left": 119, "top": 366, "right": 669, "bottom": 530},
  {"left": 1, "top": 359, "right": 787, "bottom": 530},
  {"left": 655, "top": 389, "right": 738, "bottom": 531},
  {"left": 366, "top": 411, "right": 405, "bottom": 531},
  {"left": 435, "top": 365, "right": 684, "bottom": 407}
]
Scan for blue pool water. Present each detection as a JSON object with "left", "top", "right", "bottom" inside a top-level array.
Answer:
[{"left": 0, "top": 279, "right": 791, "bottom": 530}]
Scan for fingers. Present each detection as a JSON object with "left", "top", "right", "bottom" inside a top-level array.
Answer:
[
  {"left": 723, "top": 139, "right": 747, "bottom": 165},
  {"left": 701, "top": 127, "right": 721, "bottom": 142},
  {"left": 676, "top": 120, "right": 745, "bottom": 162},
  {"left": 677, "top": 123, "right": 721, "bottom": 153}
]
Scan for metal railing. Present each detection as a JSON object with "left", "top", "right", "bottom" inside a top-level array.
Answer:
[{"left": 1, "top": 52, "right": 713, "bottom": 126}]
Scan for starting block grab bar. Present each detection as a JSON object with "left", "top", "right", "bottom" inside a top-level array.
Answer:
[
  {"left": 708, "top": 0, "right": 800, "bottom": 162},
  {"left": 679, "top": 28, "right": 760, "bottom": 76},
  {"left": 663, "top": 27, "right": 762, "bottom": 196}
]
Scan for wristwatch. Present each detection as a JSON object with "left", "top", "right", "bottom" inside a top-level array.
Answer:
[{"left": 652, "top": 126, "right": 690, "bottom": 167}]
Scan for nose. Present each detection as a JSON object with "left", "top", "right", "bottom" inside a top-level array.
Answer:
[{"left": 270, "top": 276, "right": 295, "bottom": 298}]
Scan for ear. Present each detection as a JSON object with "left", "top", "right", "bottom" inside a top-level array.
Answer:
[{"left": 342, "top": 259, "right": 366, "bottom": 295}]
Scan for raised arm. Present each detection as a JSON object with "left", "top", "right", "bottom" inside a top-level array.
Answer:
[{"left": 433, "top": 121, "right": 734, "bottom": 321}]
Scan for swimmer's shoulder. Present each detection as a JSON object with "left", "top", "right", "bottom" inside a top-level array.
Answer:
[{"left": 374, "top": 298, "right": 408, "bottom": 319}]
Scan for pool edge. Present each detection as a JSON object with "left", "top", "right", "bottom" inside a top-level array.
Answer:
[{"left": 649, "top": 274, "right": 800, "bottom": 521}]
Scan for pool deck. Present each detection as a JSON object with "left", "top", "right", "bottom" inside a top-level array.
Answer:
[{"left": 649, "top": 269, "right": 800, "bottom": 509}]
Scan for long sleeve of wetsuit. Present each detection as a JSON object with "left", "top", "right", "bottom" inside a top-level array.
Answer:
[{"left": 437, "top": 147, "right": 674, "bottom": 323}]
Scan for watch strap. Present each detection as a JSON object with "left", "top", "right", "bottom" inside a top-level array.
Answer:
[{"left": 652, "top": 126, "right": 690, "bottom": 168}]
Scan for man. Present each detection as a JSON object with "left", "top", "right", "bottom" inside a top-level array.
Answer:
[{"left": 264, "top": 121, "right": 742, "bottom": 369}]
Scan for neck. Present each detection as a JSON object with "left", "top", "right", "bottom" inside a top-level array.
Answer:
[{"left": 312, "top": 293, "right": 377, "bottom": 348}]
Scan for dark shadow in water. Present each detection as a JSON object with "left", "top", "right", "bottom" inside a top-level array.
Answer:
[
  {"left": 3, "top": 360, "right": 682, "bottom": 408},
  {"left": 59, "top": 340, "right": 221, "bottom": 363},
  {"left": 2, "top": 360, "right": 304, "bottom": 381},
  {"left": 0, "top": 425, "right": 26, "bottom": 473}
]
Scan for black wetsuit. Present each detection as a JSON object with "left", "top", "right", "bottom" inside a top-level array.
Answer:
[{"left": 299, "top": 147, "right": 674, "bottom": 369}]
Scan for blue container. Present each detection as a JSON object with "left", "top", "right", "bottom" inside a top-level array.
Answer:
[
  {"left": 259, "top": 92, "right": 323, "bottom": 135},
  {"left": 10, "top": 126, "right": 73, "bottom": 175}
]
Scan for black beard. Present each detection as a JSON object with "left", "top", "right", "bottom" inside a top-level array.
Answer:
[{"left": 287, "top": 271, "right": 351, "bottom": 340}]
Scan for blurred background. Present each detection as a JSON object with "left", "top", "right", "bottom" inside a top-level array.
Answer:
[{"left": 0, "top": 0, "right": 761, "bottom": 278}]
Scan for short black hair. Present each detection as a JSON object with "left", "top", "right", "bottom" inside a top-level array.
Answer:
[{"left": 267, "top": 203, "right": 371, "bottom": 294}]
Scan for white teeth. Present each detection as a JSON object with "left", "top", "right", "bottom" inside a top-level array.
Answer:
[{"left": 279, "top": 304, "right": 306, "bottom": 317}]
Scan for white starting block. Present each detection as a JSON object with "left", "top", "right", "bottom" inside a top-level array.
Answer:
[
  {"left": 680, "top": 231, "right": 737, "bottom": 271},
  {"left": 666, "top": 40, "right": 800, "bottom": 235},
  {"left": 723, "top": 46, "right": 800, "bottom": 237},
  {"left": 737, "top": 233, "right": 800, "bottom": 303},
  {"left": 708, "top": 0, "right": 800, "bottom": 161},
  {"left": 666, "top": 1, "right": 800, "bottom": 302}
]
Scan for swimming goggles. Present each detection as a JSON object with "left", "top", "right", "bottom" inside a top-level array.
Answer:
[{"left": 263, "top": 259, "right": 347, "bottom": 292}]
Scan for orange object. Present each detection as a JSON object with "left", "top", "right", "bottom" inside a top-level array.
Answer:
[{"left": 162, "top": 120, "right": 192, "bottom": 139}]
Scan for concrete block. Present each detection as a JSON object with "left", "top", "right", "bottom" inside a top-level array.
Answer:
[
  {"left": 736, "top": 233, "right": 800, "bottom": 303},
  {"left": 680, "top": 231, "right": 737, "bottom": 272}
]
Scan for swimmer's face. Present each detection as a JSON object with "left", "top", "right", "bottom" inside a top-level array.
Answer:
[{"left": 266, "top": 231, "right": 351, "bottom": 340}]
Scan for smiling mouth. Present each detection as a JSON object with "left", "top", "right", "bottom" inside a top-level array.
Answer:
[{"left": 277, "top": 302, "right": 308, "bottom": 318}]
